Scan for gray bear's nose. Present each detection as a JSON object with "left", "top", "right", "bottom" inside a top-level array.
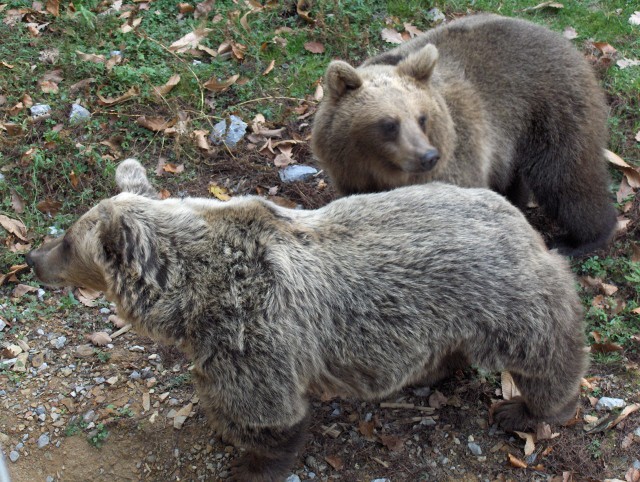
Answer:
[{"left": 420, "top": 149, "right": 440, "bottom": 170}]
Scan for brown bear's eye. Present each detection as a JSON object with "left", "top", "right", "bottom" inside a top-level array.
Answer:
[
  {"left": 380, "top": 119, "right": 399, "bottom": 139},
  {"left": 418, "top": 115, "right": 427, "bottom": 130}
]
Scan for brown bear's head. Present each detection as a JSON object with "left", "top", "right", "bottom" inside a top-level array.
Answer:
[
  {"left": 312, "top": 44, "right": 456, "bottom": 195},
  {"left": 26, "top": 160, "right": 163, "bottom": 295}
]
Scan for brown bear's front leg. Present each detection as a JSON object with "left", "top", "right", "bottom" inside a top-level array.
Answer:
[{"left": 230, "top": 416, "right": 309, "bottom": 482}]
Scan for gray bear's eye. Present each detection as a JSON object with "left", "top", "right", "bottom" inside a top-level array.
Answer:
[
  {"left": 380, "top": 119, "right": 399, "bottom": 139},
  {"left": 418, "top": 115, "right": 427, "bottom": 130}
]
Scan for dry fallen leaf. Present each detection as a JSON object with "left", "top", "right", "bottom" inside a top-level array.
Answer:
[
  {"left": 262, "top": 59, "right": 275, "bottom": 76},
  {"left": 501, "top": 371, "right": 522, "bottom": 400},
  {"left": 379, "top": 433, "right": 404, "bottom": 452},
  {"left": 36, "top": 198, "right": 62, "bottom": 216},
  {"left": 605, "top": 150, "right": 640, "bottom": 188},
  {"left": 428, "top": 389, "right": 448, "bottom": 409},
  {"left": 593, "top": 42, "right": 617, "bottom": 57},
  {"left": 152, "top": 74, "right": 180, "bottom": 98},
  {"left": 381, "top": 27, "right": 404, "bottom": 44},
  {"left": 304, "top": 41, "right": 325, "bottom": 54},
  {"left": 136, "top": 116, "right": 174, "bottom": 132},
  {"left": 563, "top": 26, "right": 577, "bottom": 39},
  {"left": 324, "top": 455, "right": 344, "bottom": 471},
  {"left": 76, "top": 50, "right": 106, "bottom": 63},
  {"left": 97, "top": 85, "right": 140, "bottom": 106},
  {"left": 10, "top": 190, "right": 25, "bottom": 214},
  {"left": 514, "top": 431, "right": 536, "bottom": 456},
  {"left": 523, "top": 1, "right": 564, "bottom": 11},
  {"left": 163, "top": 163, "right": 184, "bottom": 174},
  {"left": 296, "top": 0, "right": 314, "bottom": 24},
  {"left": 507, "top": 452, "right": 528, "bottom": 469},
  {"left": 86, "top": 331, "right": 112, "bottom": 346},
  {"left": 108, "top": 314, "right": 127, "bottom": 328},
  {"left": 358, "top": 419, "right": 375, "bottom": 439},
  {"left": 12, "top": 284, "right": 38, "bottom": 298},
  {"left": 203, "top": 74, "right": 239, "bottom": 92},
  {"left": 0, "top": 214, "right": 28, "bottom": 241},
  {"left": 630, "top": 11, "right": 640, "bottom": 26},
  {"left": 76, "top": 287, "right": 101, "bottom": 307},
  {"left": 178, "top": 2, "right": 194, "bottom": 14},
  {"left": 169, "top": 28, "right": 212, "bottom": 53},
  {"left": 192, "top": 129, "right": 211, "bottom": 150},
  {"left": 45, "top": 0, "right": 59, "bottom": 16},
  {"left": 209, "top": 184, "right": 231, "bottom": 201},
  {"left": 403, "top": 22, "right": 423, "bottom": 38}
]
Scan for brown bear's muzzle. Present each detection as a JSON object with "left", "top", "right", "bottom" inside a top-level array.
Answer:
[
  {"left": 419, "top": 148, "right": 440, "bottom": 171},
  {"left": 26, "top": 238, "right": 68, "bottom": 287}
]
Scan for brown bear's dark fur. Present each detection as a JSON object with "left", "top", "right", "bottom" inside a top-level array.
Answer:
[
  {"left": 27, "top": 159, "right": 588, "bottom": 481},
  {"left": 311, "top": 14, "right": 617, "bottom": 256}
]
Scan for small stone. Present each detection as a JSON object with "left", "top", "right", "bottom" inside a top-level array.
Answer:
[
  {"left": 173, "top": 403, "right": 193, "bottom": 429},
  {"left": 209, "top": 115, "right": 247, "bottom": 147},
  {"left": 94, "top": 377, "right": 105, "bottom": 384},
  {"left": 279, "top": 165, "right": 318, "bottom": 183},
  {"left": 595, "top": 397, "right": 626, "bottom": 411},
  {"left": 634, "top": 427, "right": 640, "bottom": 437},
  {"left": 0, "top": 432, "right": 9, "bottom": 444},
  {"left": 52, "top": 336, "right": 67, "bottom": 350},
  {"left": 16, "top": 339, "right": 30, "bottom": 352},
  {"left": 106, "top": 376, "right": 118, "bottom": 385},
  {"left": 468, "top": 442, "right": 482, "bottom": 456},
  {"left": 99, "top": 308, "right": 111, "bottom": 315},
  {"left": 142, "top": 392, "right": 151, "bottom": 412},
  {"left": 371, "top": 479, "right": 391, "bottom": 482},
  {"left": 0, "top": 319, "right": 6, "bottom": 330},
  {"left": 15, "top": 443, "right": 23, "bottom": 450},
  {"left": 46, "top": 477, "right": 54, "bottom": 482},
  {"left": 37, "top": 433, "right": 50, "bottom": 448},
  {"left": 285, "top": 475, "right": 301, "bottom": 482},
  {"left": 634, "top": 459, "right": 640, "bottom": 470},
  {"left": 75, "top": 344, "right": 94, "bottom": 358},
  {"left": 31, "top": 353, "right": 45, "bottom": 368},
  {"left": 149, "top": 411, "right": 159, "bottom": 424},
  {"left": 9, "top": 451, "right": 19, "bottom": 462},
  {"left": 129, "top": 345, "right": 145, "bottom": 352},
  {"left": 83, "top": 410, "right": 96, "bottom": 423},
  {"left": 12, "top": 352, "right": 28, "bottom": 372},
  {"left": 35, "top": 406, "right": 46, "bottom": 415},
  {"left": 412, "top": 386, "right": 431, "bottom": 397},
  {"left": 60, "top": 367, "right": 73, "bottom": 377},
  {"left": 130, "top": 371, "right": 141, "bottom": 380},
  {"left": 69, "top": 103, "right": 91, "bottom": 123},
  {"left": 30, "top": 104, "right": 51, "bottom": 118}
]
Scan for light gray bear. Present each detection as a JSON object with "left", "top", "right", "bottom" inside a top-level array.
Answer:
[
  {"left": 27, "top": 159, "right": 587, "bottom": 482},
  {"left": 311, "top": 14, "right": 617, "bottom": 256}
]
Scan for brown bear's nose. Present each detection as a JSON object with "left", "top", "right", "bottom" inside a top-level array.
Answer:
[
  {"left": 419, "top": 149, "right": 440, "bottom": 170},
  {"left": 25, "top": 251, "right": 35, "bottom": 268}
]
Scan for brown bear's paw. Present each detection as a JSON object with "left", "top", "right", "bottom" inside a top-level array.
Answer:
[
  {"left": 230, "top": 451, "right": 293, "bottom": 482},
  {"left": 490, "top": 397, "right": 537, "bottom": 432}
]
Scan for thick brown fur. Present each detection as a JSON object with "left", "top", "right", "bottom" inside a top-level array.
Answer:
[
  {"left": 311, "top": 14, "right": 617, "bottom": 256},
  {"left": 27, "top": 159, "right": 588, "bottom": 481}
]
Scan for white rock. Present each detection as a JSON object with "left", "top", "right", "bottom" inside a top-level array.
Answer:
[
  {"left": 595, "top": 397, "right": 626, "bottom": 411},
  {"left": 30, "top": 104, "right": 51, "bottom": 118}
]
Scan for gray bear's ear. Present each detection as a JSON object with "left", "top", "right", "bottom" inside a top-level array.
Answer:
[
  {"left": 397, "top": 44, "right": 439, "bottom": 83},
  {"left": 115, "top": 158, "right": 159, "bottom": 199},
  {"left": 325, "top": 61, "right": 363, "bottom": 101}
]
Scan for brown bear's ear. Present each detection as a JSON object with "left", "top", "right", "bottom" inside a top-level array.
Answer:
[
  {"left": 97, "top": 200, "right": 126, "bottom": 265},
  {"left": 397, "top": 44, "right": 439, "bottom": 83},
  {"left": 325, "top": 61, "right": 363, "bottom": 101},
  {"left": 115, "top": 158, "right": 159, "bottom": 199}
]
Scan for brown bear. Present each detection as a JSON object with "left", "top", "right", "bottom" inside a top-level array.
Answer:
[
  {"left": 311, "top": 14, "right": 617, "bottom": 257},
  {"left": 27, "top": 159, "right": 587, "bottom": 482}
]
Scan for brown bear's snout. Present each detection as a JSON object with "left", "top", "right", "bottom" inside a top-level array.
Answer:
[{"left": 419, "top": 148, "right": 440, "bottom": 171}]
